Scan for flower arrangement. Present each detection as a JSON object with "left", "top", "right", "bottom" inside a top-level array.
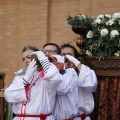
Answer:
[
  {"left": 67, "top": 14, "right": 95, "bottom": 36},
  {"left": 66, "top": 13, "right": 120, "bottom": 60},
  {"left": 67, "top": 14, "right": 95, "bottom": 28}
]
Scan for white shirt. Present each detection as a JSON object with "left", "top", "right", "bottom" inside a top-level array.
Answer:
[
  {"left": 53, "top": 68, "right": 79, "bottom": 120},
  {"left": 5, "top": 64, "right": 62, "bottom": 120},
  {"left": 76, "top": 64, "right": 98, "bottom": 120}
]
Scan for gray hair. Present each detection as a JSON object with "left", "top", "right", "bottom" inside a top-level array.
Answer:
[{"left": 22, "top": 45, "right": 39, "bottom": 53}]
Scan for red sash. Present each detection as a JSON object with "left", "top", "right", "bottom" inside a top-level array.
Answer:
[
  {"left": 64, "top": 113, "right": 87, "bottom": 120},
  {"left": 16, "top": 113, "right": 52, "bottom": 120}
]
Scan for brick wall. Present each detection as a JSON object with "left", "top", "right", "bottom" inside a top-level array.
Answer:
[{"left": 0, "top": 0, "right": 120, "bottom": 87}]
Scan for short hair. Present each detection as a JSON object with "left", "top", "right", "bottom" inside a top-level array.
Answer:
[
  {"left": 22, "top": 45, "right": 39, "bottom": 53},
  {"left": 43, "top": 43, "right": 61, "bottom": 54},
  {"left": 60, "top": 44, "right": 80, "bottom": 58}
]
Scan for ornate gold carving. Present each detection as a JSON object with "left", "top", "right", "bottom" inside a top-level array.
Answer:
[
  {"left": 93, "top": 62, "right": 120, "bottom": 71},
  {"left": 76, "top": 36, "right": 86, "bottom": 55},
  {"left": 82, "top": 56, "right": 120, "bottom": 76}
]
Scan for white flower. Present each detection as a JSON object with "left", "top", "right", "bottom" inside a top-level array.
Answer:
[
  {"left": 104, "top": 14, "right": 111, "bottom": 18},
  {"left": 86, "top": 30, "right": 93, "bottom": 38},
  {"left": 112, "top": 13, "right": 120, "bottom": 18},
  {"left": 86, "top": 50, "right": 92, "bottom": 56},
  {"left": 100, "top": 29, "right": 109, "bottom": 36},
  {"left": 114, "top": 51, "right": 120, "bottom": 56},
  {"left": 97, "top": 15, "right": 104, "bottom": 19},
  {"left": 110, "top": 30, "right": 119, "bottom": 38},
  {"left": 81, "top": 15, "right": 86, "bottom": 18},
  {"left": 106, "top": 19, "right": 114, "bottom": 26},
  {"left": 114, "top": 53, "right": 119, "bottom": 56},
  {"left": 78, "top": 14, "right": 86, "bottom": 19},
  {"left": 95, "top": 18, "right": 102, "bottom": 24}
]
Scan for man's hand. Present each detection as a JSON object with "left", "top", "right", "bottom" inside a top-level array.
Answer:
[
  {"left": 31, "top": 51, "right": 50, "bottom": 74},
  {"left": 23, "top": 59, "right": 37, "bottom": 84},
  {"left": 31, "top": 51, "right": 47, "bottom": 61},
  {"left": 52, "top": 55, "right": 65, "bottom": 63},
  {"left": 66, "top": 55, "right": 81, "bottom": 67}
]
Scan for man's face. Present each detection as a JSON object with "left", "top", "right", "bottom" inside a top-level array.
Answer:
[
  {"left": 22, "top": 50, "right": 33, "bottom": 70},
  {"left": 43, "top": 45, "right": 58, "bottom": 56},
  {"left": 61, "top": 47, "right": 75, "bottom": 57}
]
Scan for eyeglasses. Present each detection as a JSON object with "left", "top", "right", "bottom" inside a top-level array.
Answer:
[
  {"left": 42, "top": 50, "right": 58, "bottom": 54},
  {"left": 61, "top": 53, "right": 73, "bottom": 56}
]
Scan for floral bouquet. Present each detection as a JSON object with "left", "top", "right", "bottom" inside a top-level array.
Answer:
[
  {"left": 66, "top": 13, "right": 120, "bottom": 60},
  {"left": 67, "top": 14, "right": 95, "bottom": 36}
]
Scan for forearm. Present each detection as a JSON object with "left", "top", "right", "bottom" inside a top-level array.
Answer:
[
  {"left": 4, "top": 76, "right": 27, "bottom": 103},
  {"left": 78, "top": 64, "right": 98, "bottom": 92},
  {"left": 5, "top": 88, "right": 27, "bottom": 103},
  {"left": 57, "top": 68, "right": 78, "bottom": 95}
]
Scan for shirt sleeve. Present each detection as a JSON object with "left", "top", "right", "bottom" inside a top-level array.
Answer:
[
  {"left": 78, "top": 64, "right": 98, "bottom": 92},
  {"left": 5, "top": 75, "right": 27, "bottom": 103},
  {"left": 57, "top": 68, "right": 78, "bottom": 95},
  {"left": 39, "top": 63, "right": 63, "bottom": 92},
  {"left": 78, "top": 87, "right": 94, "bottom": 114}
]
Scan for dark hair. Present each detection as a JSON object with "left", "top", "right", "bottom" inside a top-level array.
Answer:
[
  {"left": 60, "top": 44, "right": 80, "bottom": 58},
  {"left": 22, "top": 46, "right": 39, "bottom": 53},
  {"left": 43, "top": 43, "right": 61, "bottom": 54}
]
